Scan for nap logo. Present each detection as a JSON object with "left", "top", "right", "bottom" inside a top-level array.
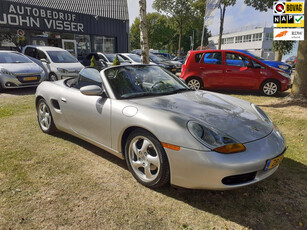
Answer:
[
  {"left": 274, "top": 2, "right": 285, "bottom": 14},
  {"left": 274, "top": 15, "right": 294, "bottom": 23}
]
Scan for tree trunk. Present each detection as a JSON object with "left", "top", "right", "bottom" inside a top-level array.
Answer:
[
  {"left": 218, "top": 5, "right": 226, "bottom": 50},
  {"left": 139, "top": 0, "right": 149, "bottom": 64},
  {"left": 275, "top": 51, "right": 282, "bottom": 61},
  {"left": 292, "top": 7, "right": 307, "bottom": 98}
]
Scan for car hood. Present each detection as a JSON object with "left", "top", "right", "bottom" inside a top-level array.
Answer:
[
  {"left": 130, "top": 90, "right": 273, "bottom": 143},
  {"left": 54, "top": 62, "right": 84, "bottom": 72},
  {"left": 0, "top": 62, "right": 43, "bottom": 74},
  {"left": 261, "top": 60, "right": 290, "bottom": 68}
]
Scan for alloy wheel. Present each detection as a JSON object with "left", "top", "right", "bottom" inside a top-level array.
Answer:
[
  {"left": 187, "top": 79, "right": 201, "bottom": 90},
  {"left": 38, "top": 101, "right": 52, "bottom": 132},
  {"left": 263, "top": 82, "right": 278, "bottom": 96}
]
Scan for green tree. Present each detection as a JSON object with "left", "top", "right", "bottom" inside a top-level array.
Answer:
[
  {"left": 153, "top": 0, "right": 193, "bottom": 56},
  {"left": 244, "top": 0, "right": 274, "bottom": 12},
  {"left": 130, "top": 18, "right": 140, "bottom": 50},
  {"left": 112, "top": 55, "right": 121, "bottom": 66},
  {"left": 218, "top": 0, "right": 236, "bottom": 49},
  {"left": 272, "top": 41, "right": 295, "bottom": 61}
]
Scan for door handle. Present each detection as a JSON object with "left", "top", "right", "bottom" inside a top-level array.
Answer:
[
  {"left": 61, "top": 97, "right": 67, "bottom": 103},
  {"left": 225, "top": 69, "right": 232, "bottom": 72},
  {"left": 200, "top": 67, "right": 206, "bottom": 70}
]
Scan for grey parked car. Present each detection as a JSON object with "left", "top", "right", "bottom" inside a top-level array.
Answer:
[
  {"left": 35, "top": 65, "right": 286, "bottom": 190},
  {"left": 0, "top": 51, "right": 45, "bottom": 91}
]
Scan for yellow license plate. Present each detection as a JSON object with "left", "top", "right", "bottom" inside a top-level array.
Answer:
[
  {"left": 172, "top": 69, "right": 177, "bottom": 72},
  {"left": 264, "top": 154, "right": 284, "bottom": 171},
  {"left": 23, "top": 76, "right": 38, "bottom": 81}
]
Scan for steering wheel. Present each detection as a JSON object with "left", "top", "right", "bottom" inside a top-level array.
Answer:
[{"left": 150, "top": 81, "right": 165, "bottom": 91}]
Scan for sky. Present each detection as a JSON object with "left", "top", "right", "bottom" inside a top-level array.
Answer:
[{"left": 127, "top": 0, "right": 273, "bottom": 33}]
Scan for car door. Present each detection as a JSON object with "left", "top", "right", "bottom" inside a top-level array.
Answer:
[
  {"left": 59, "top": 68, "right": 112, "bottom": 147},
  {"left": 222, "top": 52, "right": 259, "bottom": 89},
  {"left": 198, "top": 51, "right": 225, "bottom": 89}
]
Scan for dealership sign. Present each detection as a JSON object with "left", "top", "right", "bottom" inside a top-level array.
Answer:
[
  {"left": 0, "top": 2, "right": 84, "bottom": 33},
  {"left": 273, "top": 1, "right": 304, "bottom": 40}
]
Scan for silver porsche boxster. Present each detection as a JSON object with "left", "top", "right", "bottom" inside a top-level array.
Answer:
[{"left": 35, "top": 65, "right": 286, "bottom": 190}]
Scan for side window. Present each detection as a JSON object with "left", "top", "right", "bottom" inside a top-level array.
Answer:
[
  {"left": 195, "top": 53, "right": 203, "bottom": 63},
  {"left": 120, "top": 55, "right": 129, "bottom": 61},
  {"left": 251, "top": 59, "right": 265, "bottom": 69},
  {"left": 74, "top": 68, "right": 102, "bottom": 89},
  {"left": 226, "top": 53, "right": 249, "bottom": 67},
  {"left": 37, "top": 50, "right": 47, "bottom": 60},
  {"left": 203, "top": 52, "right": 222, "bottom": 65},
  {"left": 24, "top": 47, "right": 37, "bottom": 58},
  {"left": 98, "top": 55, "right": 107, "bottom": 62}
]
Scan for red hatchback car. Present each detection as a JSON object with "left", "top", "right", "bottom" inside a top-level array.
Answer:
[{"left": 180, "top": 50, "right": 292, "bottom": 96}]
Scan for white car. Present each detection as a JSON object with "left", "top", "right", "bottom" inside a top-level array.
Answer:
[
  {"left": 23, "top": 46, "right": 84, "bottom": 81},
  {"left": 97, "top": 53, "right": 130, "bottom": 66},
  {"left": 0, "top": 51, "right": 45, "bottom": 91},
  {"left": 118, "top": 53, "right": 156, "bottom": 65}
]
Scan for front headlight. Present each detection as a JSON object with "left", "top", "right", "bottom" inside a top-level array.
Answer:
[
  {"left": 187, "top": 121, "right": 246, "bottom": 153},
  {"left": 251, "top": 104, "right": 272, "bottom": 124},
  {"left": 278, "top": 71, "right": 291, "bottom": 79},
  {"left": 278, "top": 65, "right": 289, "bottom": 70},
  {"left": 0, "top": 68, "right": 14, "bottom": 76},
  {"left": 57, "top": 68, "right": 69, "bottom": 74}
]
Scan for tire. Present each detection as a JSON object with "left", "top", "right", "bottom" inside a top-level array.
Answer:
[
  {"left": 186, "top": 77, "right": 203, "bottom": 90},
  {"left": 261, "top": 80, "right": 280, "bottom": 96},
  {"left": 49, "top": 73, "right": 58, "bottom": 81},
  {"left": 125, "top": 129, "right": 170, "bottom": 188},
  {"left": 37, "top": 99, "right": 56, "bottom": 134}
]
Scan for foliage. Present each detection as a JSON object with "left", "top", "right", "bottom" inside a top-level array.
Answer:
[
  {"left": 244, "top": 0, "right": 274, "bottom": 12},
  {"left": 130, "top": 18, "right": 141, "bottom": 50},
  {"left": 272, "top": 41, "right": 295, "bottom": 55},
  {"left": 0, "top": 30, "right": 26, "bottom": 51},
  {"left": 90, "top": 56, "right": 98, "bottom": 70},
  {"left": 112, "top": 55, "right": 120, "bottom": 66}
]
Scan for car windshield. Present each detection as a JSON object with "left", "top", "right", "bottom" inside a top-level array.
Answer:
[
  {"left": 149, "top": 55, "right": 163, "bottom": 63},
  {"left": 104, "top": 54, "right": 126, "bottom": 62},
  {"left": 104, "top": 65, "right": 191, "bottom": 99},
  {"left": 127, "top": 54, "right": 142, "bottom": 62},
  {"left": 47, "top": 51, "right": 78, "bottom": 63},
  {"left": 0, "top": 52, "right": 32, "bottom": 63},
  {"left": 245, "top": 51, "right": 264, "bottom": 60}
]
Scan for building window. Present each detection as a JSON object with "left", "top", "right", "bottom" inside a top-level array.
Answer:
[
  {"left": 236, "top": 36, "right": 243, "bottom": 43},
  {"left": 224, "top": 37, "right": 234, "bottom": 44},
  {"left": 75, "top": 34, "right": 90, "bottom": 58},
  {"left": 243, "top": 35, "right": 252, "bottom": 42},
  {"left": 265, "top": 33, "right": 273, "bottom": 40},
  {"left": 252, "top": 33, "right": 262, "bottom": 41},
  {"left": 103, "top": 37, "right": 115, "bottom": 53}
]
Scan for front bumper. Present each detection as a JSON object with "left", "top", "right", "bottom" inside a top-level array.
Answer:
[
  {"left": 0, "top": 74, "right": 45, "bottom": 89},
  {"left": 164, "top": 128, "right": 286, "bottom": 190}
]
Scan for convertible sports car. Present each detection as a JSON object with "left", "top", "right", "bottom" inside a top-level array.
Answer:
[{"left": 35, "top": 65, "right": 286, "bottom": 190}]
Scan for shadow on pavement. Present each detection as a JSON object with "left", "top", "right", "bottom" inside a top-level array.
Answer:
[
  {"left": 0, "top": 87, "right": 36, "bottom": 96},
  {"left": 204, "top": 89, "right": 291, "bottom": 98}
]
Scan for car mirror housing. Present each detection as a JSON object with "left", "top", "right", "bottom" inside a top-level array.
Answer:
[
  {"left": 40, "top": 58, "right": 49, "bottom": 64},
  {"left": 80, "top": 85, "right": 104, "bottom": 96}
]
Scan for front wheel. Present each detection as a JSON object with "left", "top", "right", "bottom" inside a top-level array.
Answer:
[
  {"left": 125, "top": 129, "right": 170, "bottom": 188},
  {"left": 186, "top": 77, "right": 203, "bottom": 90},
  {"left": 261, "top": 81, "right": 279, "bottom": 96},
  {"left": 37, "top": 99, "right": 56, "bottom": 134}
]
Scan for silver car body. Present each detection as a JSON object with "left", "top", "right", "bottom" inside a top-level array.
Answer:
[
  {"left": 35, "top": 65, "right": 286, "bottom": 190},
  {"left": 23, "top": 46, "right": 84, "bottom": 80},
  {"left": 119, "top": 53, "right": 156, "bottom": 65},
  {"left": 0, "top": 51, "right": 45, "bottom": 89}
]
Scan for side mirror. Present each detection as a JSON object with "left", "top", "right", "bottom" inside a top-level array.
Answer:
[
  {"left": 40, "top": 58, "right": 49, "bottom": 64},
  {"left": 80, "top": 85, "right": 104, "bottom": 96}
]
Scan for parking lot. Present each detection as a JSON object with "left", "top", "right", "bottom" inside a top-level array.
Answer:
[{"left": 0, "top": 87, "right": 306, "bottom": 229}]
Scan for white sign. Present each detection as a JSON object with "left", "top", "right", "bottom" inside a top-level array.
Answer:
[{"left": 274, "top": 28, "right": 304, "bottom": 40}]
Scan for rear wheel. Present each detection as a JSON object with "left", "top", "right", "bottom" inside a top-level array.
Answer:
[
  {"left": 186, "top": 77, "right": 203, "bottom": 90},
  {"left": 37, "top": 99, "right": 56, "bottom": 134},
  {"left": 49, "top": 73, "right": 58, "bottom": 81},
  {"left": 125, "top": 129, "right": 170, "bottom": 188},
  {"left": 261, "top": 80, "right": 279, "bottom": 96}
]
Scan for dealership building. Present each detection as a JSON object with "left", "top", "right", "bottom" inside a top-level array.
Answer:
[{"left": 0, "top": 0, "right": 129, "bottom": 57}]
